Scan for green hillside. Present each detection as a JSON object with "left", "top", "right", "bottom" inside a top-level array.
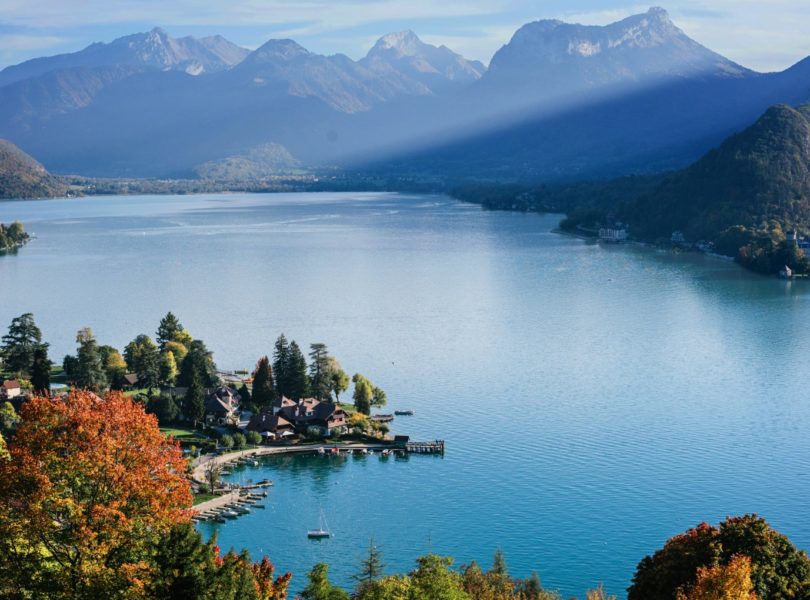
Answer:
[
  {"left": 193, "top": 143, "right": 302, "bottom": 180},
  {"left": 0, "top": 139, "right": 69, "bottom": 198},
  {"left": 629, "top": 104, "right": 810, "bottom": 240},
  {"left": 626, "top": 104, "right": 810, "bottom": 273}
]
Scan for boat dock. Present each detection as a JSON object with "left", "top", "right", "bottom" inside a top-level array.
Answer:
[{"left": 405, "top": 440, "right": 445, "bottom": 454}]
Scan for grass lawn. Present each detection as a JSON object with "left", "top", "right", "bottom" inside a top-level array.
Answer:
[
  {"left": 160, "top": 427, "right": 209, "bottom": 441},
  {"left": 124, "top": 387, "right": 150, "bottom": 397},
  {"left": 193, "top": 492, "right": 218, "bottom": 505}
]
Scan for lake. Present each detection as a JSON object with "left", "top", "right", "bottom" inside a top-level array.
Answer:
[{"left": 1, "top": 192, "right": 809, "bottom": 598}]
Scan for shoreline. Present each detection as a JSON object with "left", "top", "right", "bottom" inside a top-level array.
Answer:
[{"left": 190, "top": 443, "right": 395, "bottom": 514}]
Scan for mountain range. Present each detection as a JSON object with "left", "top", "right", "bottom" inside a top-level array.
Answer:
[{"left": 0, "top": 7, "right": 808, "bottom": 180}]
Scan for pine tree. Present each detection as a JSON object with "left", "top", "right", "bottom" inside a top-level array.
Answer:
[
  {"left": 272, "top": 334, "right": 290, "bottom": 398},
  {"left": 74, "top": 327, "right": 108, "bottom": 391},
  {"left": 302, "top": 563, "right": 350, "bottom": 600},
  {"left": 2, "top": 313, "right": 44, "bottom": 377},
  {"left": 185, "top": 373, "right": 205, "bottom": 427},
  {"left": 286, "top": 341, "right": 310, "bottom": 401},
  {"left": 309, "top": 343, "right": 332, "bottom": 401},
  {"left": 238, "top": 383, "right": 251, "bottom": 405},
  {"left": 156, "top": 312, "right": 183, "bottom": 350},
  {"left": 30, "top": 346, "right": 51, "bottom": 395},
  {"left": 489, "top": 548, "right": 511, "bottom": 595},
  {"left": 491, "top": 548, "right": 508, "bottom": 577},
  {"left": 179, "top": 340, "right": 217, "bottom": 387},
  {"left": 147, "top": 522, "right": 214, "bottom": 599},
  {"left": 251, "top": 356, "right": 276, "bottom": 409},
  {"left": 354, "top": 538, "right": 385, "bottom": 591}
]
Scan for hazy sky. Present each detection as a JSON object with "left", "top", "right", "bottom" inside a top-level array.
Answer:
[{"left": 0, "top": 0, "right": 808, "bottom": 72}]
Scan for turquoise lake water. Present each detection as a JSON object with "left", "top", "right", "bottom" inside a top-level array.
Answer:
[{"left": 1, "top": 192, "right": 809, "bottom": 597}]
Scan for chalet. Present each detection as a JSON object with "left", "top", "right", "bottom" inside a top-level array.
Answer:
[
  {"left": 247, "top": 411, "right": 296, "bottom": 439},
  {"left": 0, "top": 379, "right": 22, "bottom": 400},
  {"left": 121, "top": 373, "right": 140, "bottom": 389},
  {"left": 249, "top": 396, "right": 347, "bottom": 437},
  {"left": 204, "top": 386, "right": 241, "bottom": 426}
]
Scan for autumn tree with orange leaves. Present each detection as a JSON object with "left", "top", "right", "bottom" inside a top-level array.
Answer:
[
  {"left": 0, "top": 391, "right": 191, "bottom": 598},
  {"left": 0, "top": 391, "right": 290, "bottom": 600},
  {"left": 677, "top": 555, "right": 758, "bottom": 600}
]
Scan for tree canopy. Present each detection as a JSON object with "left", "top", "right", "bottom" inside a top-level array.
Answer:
[
  {"left": 1, "top": 312, "right": 45, "bottom": 377},
  {"left": 252, "top": 356, "right": 277, "bottom": 409},
  {"left": 0, "top": 391, "right": 191, "bottom": 598},
  {"left": 629, "top": 515, "right": 810, "bottom": 600}
]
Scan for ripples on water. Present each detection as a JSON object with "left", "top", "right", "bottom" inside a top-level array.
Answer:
[{"left": 1, "top": 192, "right": 809, "bottom": 598}]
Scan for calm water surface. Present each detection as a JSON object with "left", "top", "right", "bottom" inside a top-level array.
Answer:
[{"left": 1, "top": 192, "right": 809, "bottom": 597}]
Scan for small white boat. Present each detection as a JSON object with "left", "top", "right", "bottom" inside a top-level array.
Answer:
[
  {"left": 233, "top": 506, "right": 251, "bottom": 515},
  {"left": 222, "top": 510, "right": 239, "bottom": 519},
  {"left": 307, "top": 509, "right": 331, "bottom": 539}
]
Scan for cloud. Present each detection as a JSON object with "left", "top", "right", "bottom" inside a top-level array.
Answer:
[{"left": 0, "top": 0, "right": 506, "bottom": 29}]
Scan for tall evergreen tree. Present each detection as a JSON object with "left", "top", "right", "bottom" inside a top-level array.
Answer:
[
  {"left": 354, "top": 538, "right": 385, "bottom": 592},
  {"left": 309, "top": 343, "right": 332, "bottom": 401},
  {"left": 302, "top": 563, "right": 350, "bottom": 600},
  {"left": 124, "top": 335, "right": 161, "bottom": 390},
  {"left": 272, "top": 334, "right": 290, "bottom": 398},
  {"left": 73, "top": 327, "right": 108, "bottom": 392},
  {"left": 179, "top": 340, "right": 217, "bottom": 387},
  {"left": 156, "top": 312, "right": 184, "bottom": 350},
  {"left": 30, "top": 346, "right": 51, "bottom": 395},
  {"left": 185, "top": 372, "right": 205, "bottom": 427},
  {"left": 238, "top": 383, "right": 251, "bottom": 406},
  {"left": 251, "top": 356, "right": 276, "bottom": 409},
  {"left": 146, "top": 522, "right": 214, "bottom": 599},
  {"left": 286, "top": 341, "right": 310, "bottom": 401},
  {"left": 1, "top": 313, "right": 44, "bottom": 377}
]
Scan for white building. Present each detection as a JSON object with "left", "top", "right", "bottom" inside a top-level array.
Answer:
[{"left": 599, "top": 228, "right": 628, "bottom": 242}]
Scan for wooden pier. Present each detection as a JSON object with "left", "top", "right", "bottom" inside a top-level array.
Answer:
[{"left": 405, "top": 440, "right": 445, "bottom": 454}]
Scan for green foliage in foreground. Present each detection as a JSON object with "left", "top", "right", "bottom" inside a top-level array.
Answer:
[
  {"left": 628, "top": 514, "right": 810, "bottom": 600},
  {"left": 306, "top": 549, "right": 571, "bottom": 600}
]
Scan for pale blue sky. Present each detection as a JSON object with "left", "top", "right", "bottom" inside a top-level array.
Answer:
[{"left": 0, "top": 0, "right": 808, "bottom": 72}]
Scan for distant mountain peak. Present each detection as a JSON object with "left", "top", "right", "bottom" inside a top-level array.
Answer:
[
  {"left": 372, "top": 30, "right": 425, "bottom": 56},
  {"left": 486, "top": 6, "right": 750, "bottom": 100},
  {"left": 250, "top": 39, "right": 310, "bottom": 62},
  {"left": 363, "top": 30, "right": 485, "bottom": 90},
  {"left": 0, "top": 27, "right": 248, "bottom": 87}
]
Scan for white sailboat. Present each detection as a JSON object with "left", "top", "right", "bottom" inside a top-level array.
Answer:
[{"left": 307, "top": 509, "right": 331, "bottom": 539}]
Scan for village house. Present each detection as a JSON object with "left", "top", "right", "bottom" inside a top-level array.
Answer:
[
  {"left": 204, "top": 386, "right": 241, "bottom": 426},
  {"left": 120, "top": 373, "right": 140, "bottom": 390},
  {"left": 0, "top": 379, "right": 22, "bottom": 401},
  {"left": 248, "top": 396, "right": 348, "bottom": 438},
  {"left": 246, "top": 411, "right": 296, "bottom": 440}
]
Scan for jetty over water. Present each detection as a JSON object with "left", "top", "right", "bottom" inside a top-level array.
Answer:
[{"left": 405, "top": 440, "right": 445, "bottom": 454}]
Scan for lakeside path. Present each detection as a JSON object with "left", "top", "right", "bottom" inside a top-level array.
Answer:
[{"left": 191, "top": 443, "right": 391, "bottom": 514}]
